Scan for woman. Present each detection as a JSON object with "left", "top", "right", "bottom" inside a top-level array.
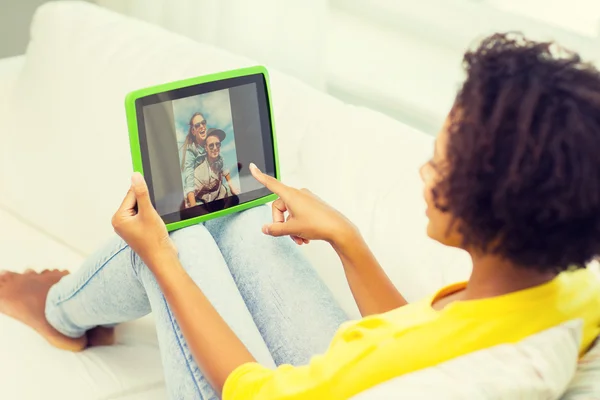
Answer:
[
  {"left": 181, "top": 112, "right": 208, "bottom": 208},
  {"left": 1, "top": 33, "right": 600, "bottom": 399},
  {"left": 193, "top": 128, "right": 240, "bottom": 204}
]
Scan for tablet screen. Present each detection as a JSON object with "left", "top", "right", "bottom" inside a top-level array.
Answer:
[{"left": 135, "top": 74, "right": 276, "bottom": 224}]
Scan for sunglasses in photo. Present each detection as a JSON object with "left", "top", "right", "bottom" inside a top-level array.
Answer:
[{"left": 193, "top": 120, "right": 207, "bottom": 129}]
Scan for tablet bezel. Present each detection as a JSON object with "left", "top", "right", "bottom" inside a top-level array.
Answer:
[{"left": 125, "top": 66, "right": 279, "bottom": 231}]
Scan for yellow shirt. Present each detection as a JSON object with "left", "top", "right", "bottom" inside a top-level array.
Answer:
[{"left": 223, "top": 268, "right": 600, "bottom": 400}]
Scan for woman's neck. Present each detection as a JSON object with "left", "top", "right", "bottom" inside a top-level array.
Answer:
[{"left": 463, "top": 254, "right": 557, "bottom": 301}]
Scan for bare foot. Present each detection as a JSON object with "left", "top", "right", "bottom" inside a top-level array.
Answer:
[{"left": 0, "top": 270, "right": 88, "bottom": 352}]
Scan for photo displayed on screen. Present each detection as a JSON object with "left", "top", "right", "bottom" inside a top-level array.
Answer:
[
  {"left": 139, "top": 78, "right": 273, "bottom": 223},
  {"left": 173, "top": 90, "right": 241, "bottom": 210}
]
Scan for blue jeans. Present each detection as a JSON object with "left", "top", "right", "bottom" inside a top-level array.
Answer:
[{"left": 44, "top": 206, "right": 349, "bottom": 399}]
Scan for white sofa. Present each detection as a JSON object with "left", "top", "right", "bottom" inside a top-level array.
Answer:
[{"left": 1, "top": 2, "right": 596, "bottom": 400}]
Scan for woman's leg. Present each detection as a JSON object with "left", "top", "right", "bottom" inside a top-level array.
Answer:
[
  {"left": 205, "top": 205, "right": 349, "bottom": 366},
  {"left": 44, "top": 225, "right": 276, "bottom": 399}
]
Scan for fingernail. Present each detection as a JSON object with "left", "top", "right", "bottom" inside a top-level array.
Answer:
[
  {"left": 132, "top": 172, "right": 143, "bottom": 185},
  {"left": 250, "top": 163, "right": 260, "bottom": 173},
  {"left": 262, "top": 225, "right": 269, "bottom": 234}
]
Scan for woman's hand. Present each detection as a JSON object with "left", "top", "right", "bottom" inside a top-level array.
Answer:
[
  {"left": 250, "top": 163, "right": 357, "bottom": 246},
  {"left": 112, "top": 173, "right": 177, "bottom": 265},
  {"left": 251, "top": 164, "right": 407, "bottom": 317}
]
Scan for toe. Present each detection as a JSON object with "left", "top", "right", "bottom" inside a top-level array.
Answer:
[{"left": 0, "top": 271, "right": 15, "bottom": 282}]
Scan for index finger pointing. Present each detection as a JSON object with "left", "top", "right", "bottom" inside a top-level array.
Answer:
[{"left": 250, "top": 163, "right": 290, "bottom": 199}]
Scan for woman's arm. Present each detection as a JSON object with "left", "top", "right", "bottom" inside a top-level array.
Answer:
[
  {"left": 251, "top": 165, "right": 407, "bottom": 317},
  {"left": 183, "top": 148, "right": 197, "bottom": 205},
  {"left": 112, "top": 174, "right": 253, "bottom": 395},
  {"left": 332, "top": 229, "right": 407, "bottom": 316}
]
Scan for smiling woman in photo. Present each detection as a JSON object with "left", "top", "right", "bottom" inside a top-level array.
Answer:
[{"left": 181, "top": 112, "right": 208, "bottom": 208}]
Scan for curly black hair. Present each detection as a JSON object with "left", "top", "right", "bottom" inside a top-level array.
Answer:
[{"left": 435, "top": 32, "right": 600, "bottom": 273}]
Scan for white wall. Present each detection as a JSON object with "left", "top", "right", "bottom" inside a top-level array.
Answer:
[{"left": 0, "top": 0, "right": 90, "bottom": 58}]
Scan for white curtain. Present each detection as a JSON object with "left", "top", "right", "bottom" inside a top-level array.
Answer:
[{"left": 95, "top": 0, "right": 329, "bottom": 89}]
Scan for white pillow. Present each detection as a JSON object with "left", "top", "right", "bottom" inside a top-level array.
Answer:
[
  {"left": 352, "top": 320, "right": 582, "bottom": 400},
  {"left": 561, "top": 338, "right": 600, "bottom": 399}
]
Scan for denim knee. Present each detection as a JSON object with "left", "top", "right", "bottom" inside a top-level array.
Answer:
[
  {"left": 169, "top": 223, "right": 212, "bottom": 246},
  {"left": 205, "top": 205, "right": 270, "bottom": 240}
]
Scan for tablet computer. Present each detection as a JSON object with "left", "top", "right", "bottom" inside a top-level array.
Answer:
[{"left": 125, "top": 66, "right": 279, "bottom": 231}]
